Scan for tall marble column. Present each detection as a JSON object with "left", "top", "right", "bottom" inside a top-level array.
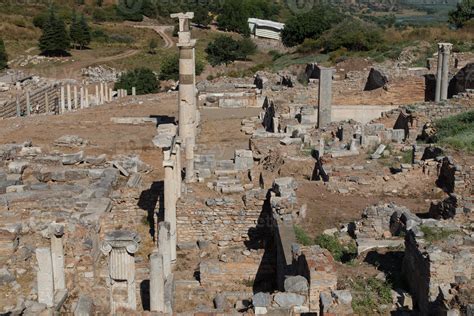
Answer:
[
  {"left": 435, "top": 44, "right": 443, "bottom": 102},
  {"left": 163, "top": 150, "right": 177, "bottom": 262},
  {"left": 66, "top": 84, "right": 72, "bottom": 111},
  {"left": 171, "top": 12, "right": 197, "bottom": 182},
  {"left": 101, "top": 231, "right": 140, "bottom": 313},
  {"left": 60, "top": 85, "right": 65, "bottom": 113},
  {"left": 174, "top": 139, "right": 182, "bottom": 198},
  {"left": 73, "top": 85, "right": 78, "bottom": 109},
  {"left": 158, "top": 221, "right": 171, "bottom": 278}
]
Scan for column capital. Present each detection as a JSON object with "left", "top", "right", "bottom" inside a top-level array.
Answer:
[
  {"left": 101, "top": 230, "right": 140, "bottom": 255},
  {"left": 49, "top": 223, "right": 65, "bottom": 238},
  {"left": 170, "top": 12, "right": 194, "bottom": 32},
  {"left": 437, "top": 42, "right": 453, "bottom": 53}
]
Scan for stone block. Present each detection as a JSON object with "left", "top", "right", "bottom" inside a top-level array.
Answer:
[
  {"left": 8, "top": 161, "right": 28, "bottom": 174},
  {"left": 253, "top": 292, "right": 271, "bottom": 307},
  {"left": 284, "top": 276, "right": 309, "bottom": 294},
  {"left": 74, "top": 295, "right": 94, "bottom": 316},
  {"left": 62, "top": 151, "right": 84, "bottom": 165},
  {"left": 273, "top": 292, "right": 305, "bottom": 307}
]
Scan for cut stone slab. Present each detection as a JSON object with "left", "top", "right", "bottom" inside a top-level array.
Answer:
[
  {"left": 280, "top": 137, "right": 302, "bottom": 146},
  {"left": 62, "top": 151, "right": 84, "bottom": 165},
  {"left": 356, "top": 238, "right": 404, "bottom": 254},
  {"left": 74, "top": 295, "right": 94, "bottom": 316},
  {"left": 8, "top": 161, "right": 29, "bottom": 174},
  {"left": 126, "top": 173, "right": 142, "bottom": 188},
  {"left": 284, "top": 276, "right": 308, "bottom": 294},
  {"left": 253, "top": 292, "right": 271, "bottom": 307},
  {"left": 112, "top": 162, "right": 129, "bottom": 177},
  {"left": 54, "top": 135, "right": 88, "bottom": 147},
  {"left": 110, "top": 117, "right": 158, "bottom": 124},
  {"left": 273, "top": 292, "right": 306, "bottom": 307},
  {"left": 331, "top": 150, "right": 360, "bottom": 158},
  {"left": 84, "top": 198, "right": 112, "bottom": 214}
]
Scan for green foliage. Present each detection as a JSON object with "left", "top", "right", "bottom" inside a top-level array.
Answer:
[
  {"left": 159, "top": 53, "right": 205, "bottom": 81},
  {"left": 294, "top": 225, "right": 314, "bottom": 246},
  {"left": 449, "top": 0, "right": 474, "bottom": 28},
  {"left": 205, "top": 35, "right": 258, "bottom": 66},
  {"left": 217, "top": 0, "right": 279, "bottom": 35},
  {"left": 420, "top": 226, "right": 458, "bottom": 243},
  {"left": 92, "top": 6, "right": 123, "bottom": 22},
  {"left": 316, "top": 19, "right": 384, "bottom": 52},
  {"left": 38, "top": 7, "right": 70, "bottom": 56},
  {"left": 434, "top": 111, "right": 474, "bottom": 152},
  {"left": 33, "top": 12, "right": 48, "bottom": 29},
  {"left": 401, "top": 150, "right": 414, "bottom": 164},
  {"left": 148, "top": 38, "right": 158, "bottom": 54},
  {"left": 360, "top": 14, "right": 396, "bottom": 28},
  {"left": 281, "top": 6, "right": 343, "bottom": 47},
  {"left": 114, "top": 68, "right": 159, "bottom": 95},
  {"left": 70, "top": 12, "right": 91, "bottom": 49},
  {"left": 236, "top": 37, "right": 257, "bottom": 60},
  {"left": 350, "top": 277, "right": 393, "bottom": 314},
  {"left": 0, "top": 38, "right": 7, "bottom": 70},
  {"left": 314, "top": 234, "right": 357, "bottom": 262}
]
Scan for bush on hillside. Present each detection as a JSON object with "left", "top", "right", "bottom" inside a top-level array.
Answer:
[
  {"left": 316, "top": 19, "right": 383, "bottom": 52},
  {"left": 159, "top": 53, "right": 205, "bottom": 81},
  {"left": 0, "top": 38, "right": 8, "bottom": 70},
  {"left": 206, "top": 35, "right": 258, "bottom": 66},
  {"left": 281, "top": 6, "right": 343, "bottom": 47},
  {"left": 114, "top": 68, "right": 159, "bottom": 95},
  {"left": 449, "top": 0, "right": 474, "bottom": 28}
]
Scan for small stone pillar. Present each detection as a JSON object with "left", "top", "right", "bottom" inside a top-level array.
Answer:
[
  {"left": 163, "top": 151, "right": 177, "bottom": 262},
  {"left": 36, "top": 248, "right": 55, "bottom": 307},
  {"left": 95, "top": 85, "right": 99, "bottom": 106},
  {"left": 80, "top": 86, "right": 84, "bottom": 109},
  {"left": 60, "top": 85, "right": 65, "bottom": 113},
  {"left": 25, "top": 90, "right": 31, "bottom": 116},
  {"left": 174, "top": 139, "right": 182, "bottom": 198},
  {"left": 318, "top": 67, "right": 334, "bottom": 128},
  {"left": 184, "top": 137, "right": 195, "bottom": 183},
  {"left": 73, "top": 85, "right": 78, "bottom": 109},
  {"left": 66, "top": 84, "right": 72, "bottom": 111},
  {"left": 158, "top": 221, "right": 171, "bottom": 278},
  {"left": 149, "top": 251, "right": 165, "bottom": 312},
  {"left": 85, "top": 87, "right": 89, "bottom": 108},
  {"left": 109, "top": 88, "right": 113, "bottom": 101},
  {"left": 132, "top": 87, "right": 136, "bottom": 96},
  {"left": 101, "top": 231, "right": 140, "bottom": 313},
  {"left": 49, "top": 224, "right": 65, "bottom": 291},
  {"left": 104, "top": 83, "right": 109, "bottom": 102},
  {"left": 100, "top": 82, "right": 104, "bottom": 104},
  {"left": 435, "top": 42, "right": 453, "bottom": 102},
  {"left": 45, "top": 92, "right": 50, "bottom": 113},
  {"left": 15, "top": 95, "right": 20, "bottom": 116}
]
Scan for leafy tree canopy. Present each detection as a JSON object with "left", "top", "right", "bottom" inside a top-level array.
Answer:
[
  {"left": 114, "top": 67, "right": 160, "bottom": 95},
  {"left": 38, "top": 7, "right": 71, "bottom": 56},
  {"left": 449, "top": 0, "right": 474, "bottom": 28},
  {"left": 281, "top": 6, "right": 343, "bottom": 47}
]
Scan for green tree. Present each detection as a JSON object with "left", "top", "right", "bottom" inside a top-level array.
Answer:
[
  {"left": 38, "top": 7, "right": 71, "bottom": 56},
  {"left": 114, "top": 68, "right": 159, "bottom": 95},
  {"left": 70, "top": 12, "right": 91, "bottom": 49},
  {"left": 206, "top": 35, "right": 240, "bottom": 66},
  {"left": 216, "top": 0, "right": 250, "bottom": 35},
  {"left": 0, "top": 38, "right": 8, "bottom": 70},
  {"left": 237, "top": 37, "right": 257, "bottom": 60},
  {"left": 159, "top": 53, "right": 205, "bottom": 81},
  {"left": 281, "top": 6, "right": 343, "bottom": 47},
  {"left": 449, "top": 0, "right": 473, "bottom": 28}
]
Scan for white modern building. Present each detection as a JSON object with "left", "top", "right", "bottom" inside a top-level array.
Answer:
[{"left": 248, "top": 18, "right": 285, "bottom": 41}]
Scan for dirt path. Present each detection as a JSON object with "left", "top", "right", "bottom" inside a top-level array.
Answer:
[{"left": 131, "top": 24, "right": 175, "bottom": 48}]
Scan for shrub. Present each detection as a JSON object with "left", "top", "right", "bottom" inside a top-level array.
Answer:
[
  {"left": 236, "top": 37, "right": 257, "bottom": 60},
  {"left": 0, "top": 38, "right": 7, "bottom": 70},
  {"left": 314, "top": 234, "right": 357, "bottom": 262},
  {"left": 316, "top": 19, "right": 383, "bottom": 52},
  {"left": 420, "top": 226, "right": 458, "bottom": 242},
  {"left": 350, "top": 277, "right": 393, "bottom": 314},
  {"left": 433, "top": 111, "right": 474, "bottom": 152},
  {"left": 114, "top": 68, "right": 159, "bottom": 95},
  {"left": 294, "top": 225, "right": 314, "bottom": 246}
]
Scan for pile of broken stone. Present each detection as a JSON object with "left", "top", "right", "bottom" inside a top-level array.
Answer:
[{"left": 0, "top": 137, "right": 151, "bottom": 314}]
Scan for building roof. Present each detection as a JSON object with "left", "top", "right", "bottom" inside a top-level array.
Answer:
[{"left": 248, "top": 18, "right": 285, "bottom": 30}]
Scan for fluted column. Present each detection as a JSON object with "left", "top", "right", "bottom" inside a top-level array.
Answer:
[
  {"left": 49, "top": 224, "right": 65, "bottom": 291},
  {"left": 101, "top": 231, "right": 140, "bottom": 313}
]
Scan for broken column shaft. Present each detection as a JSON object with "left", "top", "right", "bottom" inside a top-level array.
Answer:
[
  {"left": 163, "top": 150, "right": 177, "bottom": 262},
  {"left": 435, "top": 42, "right": 453, "bottom": 102},
  {"left": 318, "top": 67, "right": 334, "bottom": 128},
  {"left": 50, "top": 224, "right": 66, "bottom": 291}
]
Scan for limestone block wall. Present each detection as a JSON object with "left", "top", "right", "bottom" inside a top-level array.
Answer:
[{"left": 176, "top": 205, "right": 262, "bottom": 245}]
